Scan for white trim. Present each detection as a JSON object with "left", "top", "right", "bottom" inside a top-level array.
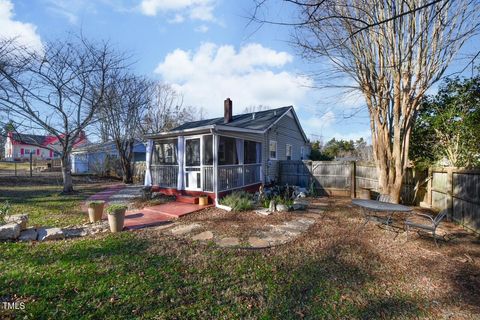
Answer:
[
  {"left": 269, "top": 140, "right": 277, "bottom": 160},
  {"left": 214, "top": 125, "right": 263, "bottom": 134}
]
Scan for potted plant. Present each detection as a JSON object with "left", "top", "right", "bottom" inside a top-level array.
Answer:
[
  {"left": 87, "top": 200, "right": 105, "bottom": 223},
  {"left": 106, "top": 204, "right": 127, "bottom": 233},
  {"left": 198, "top": 195, "right": 208, "bottom": 206}
]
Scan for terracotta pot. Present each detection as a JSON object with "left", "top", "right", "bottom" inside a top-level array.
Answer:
[
  {"left": 198, "top": 196, "right": 208, "bottom": 206},
  {"left": 88, "top": 203, "right": 104, "bottom": 223},
  {"left": 107, "top": 209, "right": 126, "bottom": 233}
]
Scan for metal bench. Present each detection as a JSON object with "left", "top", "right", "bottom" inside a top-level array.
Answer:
[{"left": 405, "top": 209, "right": 448, "bottom": 246}]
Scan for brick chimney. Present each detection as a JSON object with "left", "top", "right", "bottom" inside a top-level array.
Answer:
[{"left": 224, "top": 98, "right": 233, "bottom": 123}]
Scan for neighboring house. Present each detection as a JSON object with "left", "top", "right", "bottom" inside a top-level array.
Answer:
[
  {"left": 4, "top": 132, "right": 87, "bottom": 161},
  {"left": 144, "top": 98, "right": 310, "bottom": 204},
  {"left": 71, "top": 140, "right": 146, "bottom": 175}
]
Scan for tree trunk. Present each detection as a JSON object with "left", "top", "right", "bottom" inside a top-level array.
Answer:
[
  {"left": 118, "top": 140, "right": 135, "bottom": 184},
  {"left": 61, "top": 155, "right": 74, "bottom": 193}
]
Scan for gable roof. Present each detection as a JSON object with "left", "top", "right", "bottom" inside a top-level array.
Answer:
[
  {"left": 9, "top": 132, "right": 88, "bottom": 148},
  {"left": 72, "top": 139, "right": 146, "bottom": 153},
  {"left": 10, "top": 133, "right": 49, "bottom": 146},
  {"left": 146, "top": 105, "right": 309, "bottom": 143},
  {"left": 172, "top": 106, "right": 292, "bottom": 132}
]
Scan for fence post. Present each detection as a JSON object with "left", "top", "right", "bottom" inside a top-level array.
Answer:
[
  {"left": 426, "top": 167, "right": 433, "bottom": 207},
  {"left": 446, "top": 167, "right": 454, "bottom": 220},
  {"left": 350, "top": 161, "right": 356, "bottom": 198}
]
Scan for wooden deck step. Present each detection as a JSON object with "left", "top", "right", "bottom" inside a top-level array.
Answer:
[{"left": 176, "top": 195, "right": 199, "bottom": 204}]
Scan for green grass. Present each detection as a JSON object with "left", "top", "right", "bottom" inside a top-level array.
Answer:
[
  {"left": 0, "top": 180, "right": 107, "bottom": 227},
  {"left": 0, "top": 232, "right": 427, "bottom": 319}
]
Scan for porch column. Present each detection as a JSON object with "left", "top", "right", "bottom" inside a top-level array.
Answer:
[
  {"left": 213, "top": 134, "right": 219, "bottom": 204},
  {"left": 144, "top": 139, "right": 153, "bottom": 186},
  {"left": 236, "top": 138, "right": 244, "bottom": 186},
  {"left": 177, "top": 136, "right": 185, "bottom": 190}
]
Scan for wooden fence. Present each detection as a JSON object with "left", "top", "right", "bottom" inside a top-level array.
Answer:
[
  {"left": 427, "top": 167, "right": 480, "bottom": 232},
  {"left": 279, "top": 160, "right": 479, "bottom": 232}
]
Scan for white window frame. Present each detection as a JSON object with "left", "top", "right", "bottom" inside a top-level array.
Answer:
[
  {"left": 286, "top": 144, "right": 292, "bottom": 160},
  {"left": 269, "top": 140, "right": 277, "bottom": 160}
]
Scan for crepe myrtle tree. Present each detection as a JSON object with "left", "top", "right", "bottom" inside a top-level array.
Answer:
[
  {"left": 252, "top": 0, "right": 480, "bottom": 202},
  {"left": 0, "top": 36, "right": 125, "bottom": 193},
  {"left": 98, "top": 73, "right": 151, "bottom": 184}
]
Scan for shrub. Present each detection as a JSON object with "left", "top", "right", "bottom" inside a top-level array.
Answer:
[
  {"left": 106, "top": 204, "right": 128, "bottom": 215},
  {"left": 87, "top": 200, "right": 105, "bottom": 208},
  {"left": 220, "top": 191, "right": 254, "bottom": 211}
]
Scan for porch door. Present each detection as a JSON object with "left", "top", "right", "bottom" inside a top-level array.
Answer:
[{"left": 184, "top": 137, "right": 202, "bottom": 191}]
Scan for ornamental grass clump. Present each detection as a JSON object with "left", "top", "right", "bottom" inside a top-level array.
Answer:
[{"left": 220, "top": 191, "right": 254, "bottom": 211}]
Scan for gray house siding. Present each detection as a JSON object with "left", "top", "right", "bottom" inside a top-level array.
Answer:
[{"left": 264, "top": 111, "right": 309, "bottom": 183}]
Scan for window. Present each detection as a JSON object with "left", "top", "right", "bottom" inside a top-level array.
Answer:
[
  {"left": 218, "top": 136, "right": 238, "bottom": 165},
  {"left": 244, "top": 140, "right": 261, "bottom": 164},
  {"left": 286, "top": 144, "right": 292, "bottom": 160},
  {"left": 154, "top": 140, "right": 177, "bottom": 164},
  {"left": 203, "top": 135, "right": 213, "bottom": 165},
  {"left": 269, "top": 140, "right": 277, "bottom": 160},
  {"left": 300, "top": 146, "right": 305, "bottom": 160}
]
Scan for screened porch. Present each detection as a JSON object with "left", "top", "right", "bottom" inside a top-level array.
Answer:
[{"left": 148, "top": 134, "right": 262, "bottom": 193}]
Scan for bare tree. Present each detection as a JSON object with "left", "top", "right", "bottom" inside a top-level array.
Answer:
[
  {"left": 242, "top": 105, "right": 271, "bottom": 114},
  {"left": 141, "top": 83, "right": 204, "bottom": 135},
  {"left": 0, "top": 36, "right": 124, "bottom": 193},
  {"left": 254, "top": 0, "right": 480, "bottom": 202},
  {"left": 98, "top": 74, "right": 150, "bottom": 183}
]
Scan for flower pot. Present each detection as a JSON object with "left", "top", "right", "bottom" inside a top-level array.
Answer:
[
  {"left": 198, "top": 196, "right": 208, "bottom": 206},
  {"left": 87, "top": 203, "right": 104, "bottom": 223},
  {"left": 107, "top": 209, "right": 126, "bottom": 233}
]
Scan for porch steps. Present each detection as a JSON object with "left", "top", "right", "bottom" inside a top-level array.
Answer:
[
  {"left": 176, "top": 195, "right": 199, "bottom": 204},
  {"left": 140, "top": 202, "right": 201, "bottom": 218}
]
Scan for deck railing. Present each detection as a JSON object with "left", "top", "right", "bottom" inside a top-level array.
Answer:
[
  {"left": 244, "top": 163, "right": 261, "bottom": 186},
  {"left": 151, "top": 165, "right": 178, "bottom": 188}
]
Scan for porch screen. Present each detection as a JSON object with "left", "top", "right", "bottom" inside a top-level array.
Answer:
[
  {"left": 244, "top": 140, "right": 261, "bottom": 164},
  {"left": 153, "top": 140, "right": 177, "bottom": 164},
  {"left": 203, "top": 135, "right": 213, "bottom": 165},
  {"left": 218, "top": 136, "right": 238, "bottom": 165}
]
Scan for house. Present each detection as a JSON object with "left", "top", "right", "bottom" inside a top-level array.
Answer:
[
  {"left": 71, "top": 140, "right": 146, "bottom": 175},
  {"left": 144, "top": 98, "right": 310, "bottom": 204},
  {"left": 4, "top": 132, "right": 87, "bottom": 161}
]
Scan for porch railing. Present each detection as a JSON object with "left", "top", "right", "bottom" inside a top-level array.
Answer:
[
  {"left": 151, "top": 165, "right": 178, "bottom": 188},
  {"left": 218, "top": 163, "right": 261, "bottom": 192},
  {"left": 244, "top": 164, "right": 261, "bottom": 186}
]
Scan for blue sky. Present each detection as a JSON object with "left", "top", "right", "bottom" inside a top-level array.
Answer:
[{"left": 1, "top": 0, "right": 478, "bottom": 143}]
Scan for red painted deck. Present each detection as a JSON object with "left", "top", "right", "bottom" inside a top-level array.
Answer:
[{"left": 124, "top": 202, "right": 212, "bottom": 230}]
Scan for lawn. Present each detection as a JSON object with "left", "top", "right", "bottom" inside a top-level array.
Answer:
[
  {"left": 0, "top": 176, "right": 118, "bottom": 227},
  {"left": 1, "top": 189, "right": 479, "bottom": 319}
]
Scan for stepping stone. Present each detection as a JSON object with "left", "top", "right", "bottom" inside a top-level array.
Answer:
[
  {"left": 260, "top": 234, "right": 291, "bottom": 245},
  {"left": 192, "top": 231, "right": 214, "bottom": 241},
  {"left": 170, "top": 223, "right": 201, "bottom": 236},
  {"left": 248, "top": 237, "right": 270, "bottom": 248},
  {"left": 217, "top": 237, "right": 240, "bottom": 247},
  {"left": 19, "top": 228, "right": 38, "bottom": 241},
  {"left": 255, "top": 209, "right": 272, "bottom": 216}
]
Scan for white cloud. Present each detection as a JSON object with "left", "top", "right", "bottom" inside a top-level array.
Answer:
[
  {"left": 194, "top": 24, "right": 209, "bottom": 33},
  {"left": 303, "top": 111, "right": 336, "bottom": 130},
  {"left": 139, "top": 0, "right": 216, "bottom": 22},
  {"left": 0, "top": 0, "right": 42, "bottom": 51},
  {"left": 155, "top": 43, "right": 312, "bottom": 116}
]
